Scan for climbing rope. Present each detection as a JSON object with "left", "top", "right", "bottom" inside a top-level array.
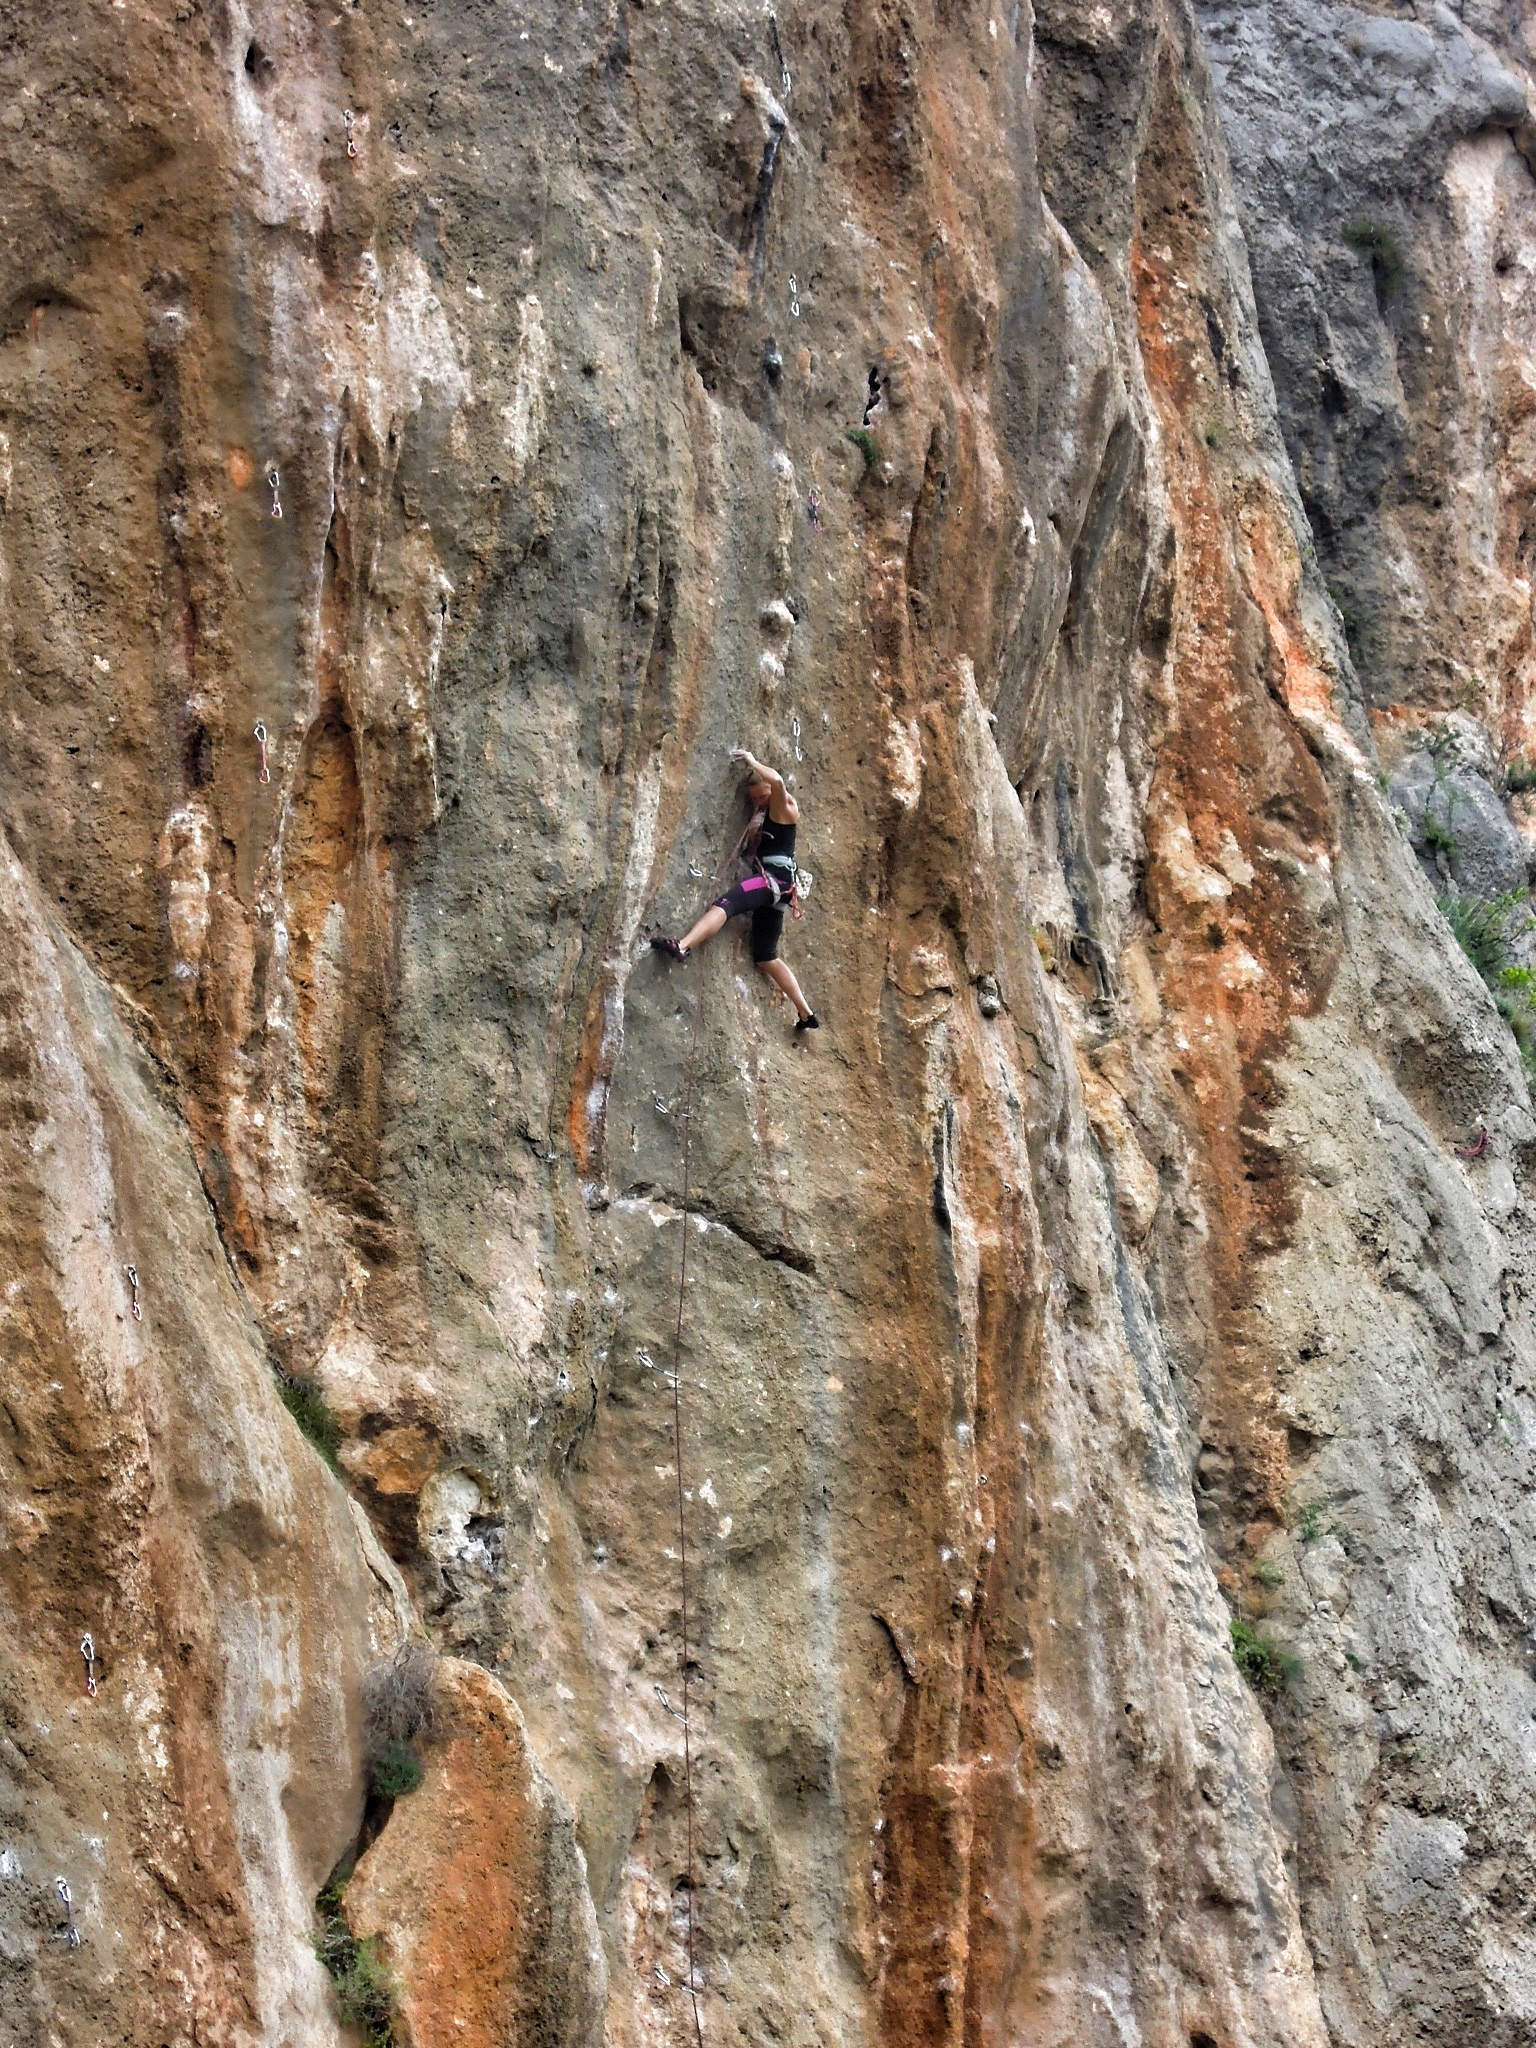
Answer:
[{"left": 668, "top": 948, "right": 707, "bottom": 2048}]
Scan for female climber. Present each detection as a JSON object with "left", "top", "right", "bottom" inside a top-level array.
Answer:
[{"left": 650, "top": 747, "right": 820, "bottom": 1032}]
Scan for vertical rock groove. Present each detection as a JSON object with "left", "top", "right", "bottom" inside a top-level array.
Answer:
[{"left": 6, "top": 2, "right": 1536, "bottom": 2044}]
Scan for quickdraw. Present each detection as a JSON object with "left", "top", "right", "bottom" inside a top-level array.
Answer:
[
  {"left": 80, "top": 1633, "right": 99, "bottom": 1698},
  {"left": 53, "top": 1878, "right": 80, "bottom": 1949},
  {"left": 267, "top": 466, "right": 283, "bottom": 520},
  {"left": 343, "top": 108, "right": 358, "bottom": 158},
  {"left": 125, "top": 1264, "right": 142, "bottom": 1322},
  {"left": 254, "top": 721, "right": 271, "bottom": 785},
  {"left": 766, "top": 9, "right": 791, "bottom": 100}
]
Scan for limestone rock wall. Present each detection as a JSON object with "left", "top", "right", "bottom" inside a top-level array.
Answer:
[{"left": 5, "top": 3, "right": 1536, "bottom": 2046}]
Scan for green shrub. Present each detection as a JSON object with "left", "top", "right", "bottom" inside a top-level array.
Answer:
[
  {"left": 1296, "top": 1501, "right": 1328, "bottom": 1544},
  {"left": 1230, "top": 1617, "right": 1299, "bottom": 1696},
  {"left": 1252, "top": 1558, "right": 1285, "bottom": 1589},
  {"left": 369, "top": 1739, "right": 425, "bottom": 1801},
  {"left": 314, "top": 1869, "right": 396, "bottom": 2047},
  {"left": 1506, "top": 756, "right": 1536, "bottom": 795},
  {"left": 278, "top": 1375, "right": 342, "bottom": 1470},
  {"left": 1327, "top": 584, "right": 1364, "bottom": 661},
  {"left": 1343, "top": 219, "right": 1403, "bottom": 294},
  {"left": 1420, "top": 812, "right": 1458, "bottom": 860},
  {"left": 1435, "top": 890, "right": 1536, "bottom": 1087},
  {"left": 845, "top": 426, "right": 879, "bottom": 472},
  {"left": 1436, "top": 887, "right": 1527, "bottom": 982}
]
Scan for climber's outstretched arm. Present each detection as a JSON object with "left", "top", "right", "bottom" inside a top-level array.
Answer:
[{"left": 730, "top": 747, "right": 799, "bottom": 824}]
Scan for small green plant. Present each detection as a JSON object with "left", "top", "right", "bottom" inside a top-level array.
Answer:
[
  {"left": 360, "top": 1642, "right": 435, "bottom": 1803},
  {"left": 1296, "top": 1501, "right": 1328, "bottom": 1544},
  {"left": 278, "top": 1375, "right": 342, "bottom": 1471},
  {"left": 1420, "top": 811, "right": 1458, "bottom": 860},
  {"left": 1230, "top": 1617, "right": 1299, "bottom": 1696},
  {"left": 1252, "top": 1558, "right": 1285, "bottom": 1589},
  {"left": 314, "top": 1867, "right": 397, "bottom": 2047},
  {"left": 1343, "top": 219, "right": 1403, "bottom": 295},
  {"left": 1506, "top": 756, "right": 1536, "bottom": 795},
  {"left": 369, "top": 1739, "right": 425, "bottom": 1800},
  {"left": 1327, "top": 583, "right": 1364, "bottom": 659},
  {"left": 1435, "top": 892, "right": 1536, "bottom": 1085},
  {"left": 845, "top": 426, "right": 879, "bottom": 473}
]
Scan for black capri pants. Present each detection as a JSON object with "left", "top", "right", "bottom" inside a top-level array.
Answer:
[{"left": 714, "top": 874, "right": 785, "bottom": 963}]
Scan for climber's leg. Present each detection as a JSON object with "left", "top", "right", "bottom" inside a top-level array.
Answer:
[
  {"left": 655, "top": 877, "right": 780, "bottom": 959},
  {"left": 750, "top": 903, "right": 817, "bottom": 1026},
  {"left": 676, "top": 903, "right": 728, "bottom": 954},
  {"left": 757, "top": 956, "right": 815, "bottom": 1024}
]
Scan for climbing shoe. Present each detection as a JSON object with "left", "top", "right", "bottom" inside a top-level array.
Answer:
[
  {"left": 649, "top": 931, "right": 687, "bottom": 961},
  {"left": 794, "top": 1012, "right": 820, "bottom": 1033}
]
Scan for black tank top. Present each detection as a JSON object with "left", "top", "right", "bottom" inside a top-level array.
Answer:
[{"left": 756, "top": 815, "right": 797, "bottom": 868}]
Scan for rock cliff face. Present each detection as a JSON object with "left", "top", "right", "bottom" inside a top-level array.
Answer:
[{"left": 6, "top": 1, "right": 1536, "bottom": 2044}]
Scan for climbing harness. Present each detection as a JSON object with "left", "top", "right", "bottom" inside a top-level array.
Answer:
[
  {"left": 53, "top": 1879, "right": 80, "bottom": 1949},
  {"left": 254, "top": 721, "right": 271, "bottom": 786},
  {"left": 717, "top": 801, "right": 813, "bottom": 922},
  {"left": 267, "top": 466, "right": 283, "bottom": 520},
  {"left": 343, "top": 108, "right": 358, "bottom": 158},
  {"left": 79, "top": 1633, "right": 98, "bottom": 1698},
  {"left": 789, "top": 274, "right": 800, "bottom": 318},
  {"left": 666, "top": 949, "right": 708, "bottom": 2048},
  {"left": 125, "top": 1264, "right": 142, "bottom": 1322}
]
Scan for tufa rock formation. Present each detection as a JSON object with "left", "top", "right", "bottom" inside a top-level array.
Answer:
[{"left": 5, "top": 0, "right": 1536, "bottom": 2043}]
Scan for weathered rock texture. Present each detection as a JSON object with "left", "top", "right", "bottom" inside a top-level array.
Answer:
[
  {"left": 347, "top": 1657, "right": 606, "bottom": 2048},
  {"left": 6, "top": 1, "right": 1536, "bottom": 2045}
]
